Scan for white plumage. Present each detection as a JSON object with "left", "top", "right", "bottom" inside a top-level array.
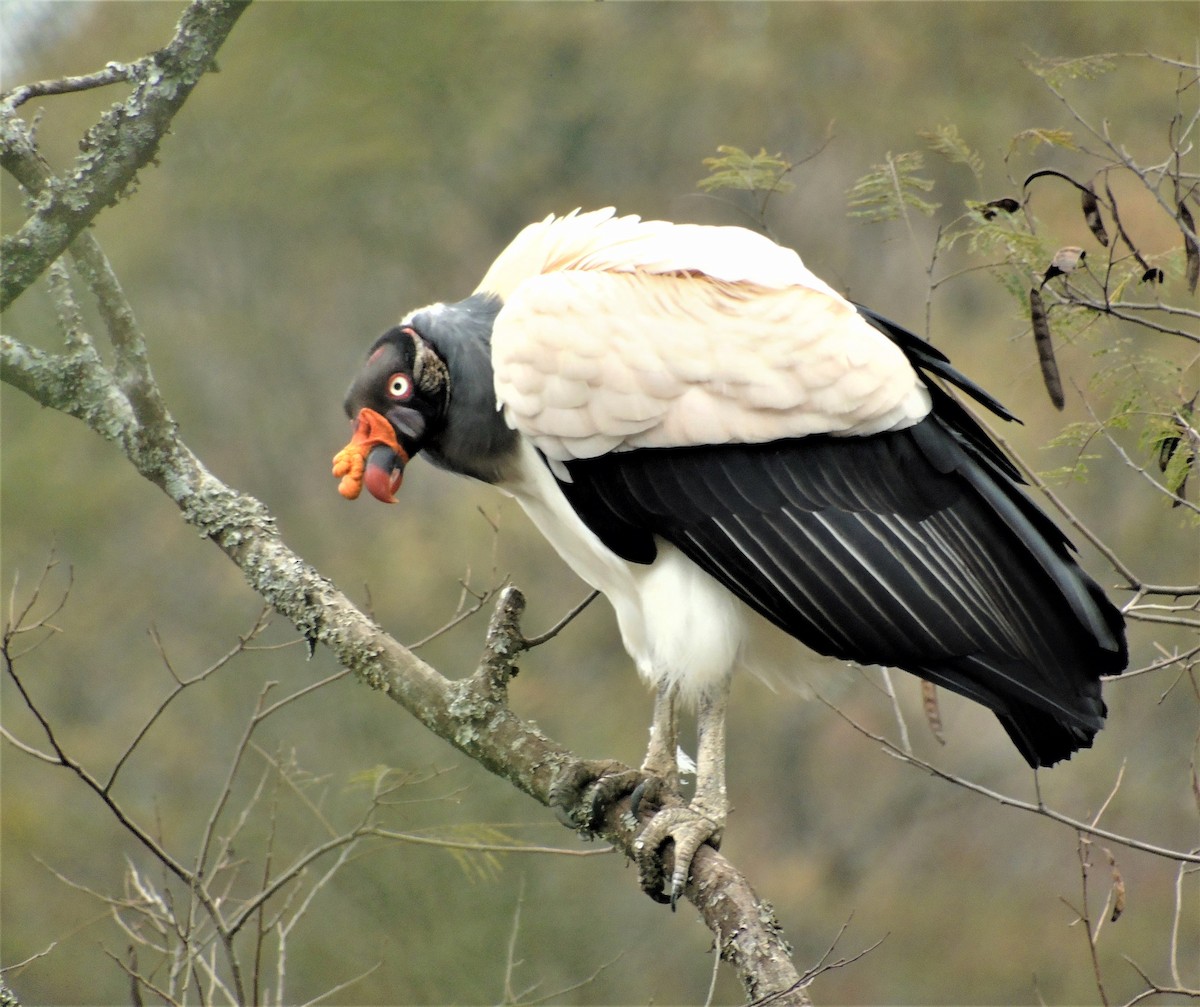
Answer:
[
  {"left": 501, "top": 435, "right": 799, "bottom": 697},
  {"left": 489, "top": 211, "right": 930, "bottom": 463}
]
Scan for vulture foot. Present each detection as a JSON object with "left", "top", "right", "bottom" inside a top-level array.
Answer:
[
  {"left": 550, "top": 759, "right": 650, "bottom": 836},
  {"left": 634, "top": 800, "right": 724, "bottom": 908}
]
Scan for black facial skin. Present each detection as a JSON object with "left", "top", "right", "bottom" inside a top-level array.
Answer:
[
  {"left": 343, "top": 325, "right": 449, "bottom": 464},
  {"left": 344, "top": 294, "right": 518, "bottom": 486}
]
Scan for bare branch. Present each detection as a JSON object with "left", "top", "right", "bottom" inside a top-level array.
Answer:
[
  {"left": 1168, "top": 861, "right": 1197, "bottom": 989},
  {"left": 523, "top": 589, "right": 599, "bottom": 648},
  {"left": 1118, "top": 953, "right": 1200, "bottom": 1007},
  {"left": 106, "top": 611, "right": 275, "bottom": 793},
  {"left": 0, "top": 724, "right": 58, "bottom": 764},
  {"left": 0, "top": 941, "right": 58, "bottom": 976},
  {"left": 365, "top": 826, "right": 615, "bottom": 858},
  {"left": 101, "top": 946, "right": 182, "bottom": 1007},
  {"left": 2, "top": 61, "right": 145, "bottom": 111},
  {"left": 0, "top": 0, "right": 250, "bottom": 310},
  {"left": 406, "top": 581, "right": 502, "bottom": 650},
  {"left": 297, "top": 960, "right": 382, "bottom": 1007},
  {"left": 819, "top": 696, "right": 1200, "bottom": 865},
  {"left": 1068, "top": 833, "right": 1111, "bottom": 1007}
]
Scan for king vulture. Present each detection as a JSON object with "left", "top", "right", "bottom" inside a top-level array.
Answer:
[{"left": 335, "top": 208, "right": 1128, "bottom": 905}]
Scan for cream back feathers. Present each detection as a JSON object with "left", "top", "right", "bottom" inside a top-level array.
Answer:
[{"left": 479, "top": 209, "right": 931, "bottom": 463}]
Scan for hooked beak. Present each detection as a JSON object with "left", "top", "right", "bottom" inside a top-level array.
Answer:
[{"left": 333, "top": 408, "right": 410, "bottom": 503}]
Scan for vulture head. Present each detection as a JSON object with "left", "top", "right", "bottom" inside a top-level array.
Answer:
[{"left": 339, "top": 294, "right": 515, "bottom": 501}]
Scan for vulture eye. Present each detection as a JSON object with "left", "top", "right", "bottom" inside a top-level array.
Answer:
[{"left": 387, "top": 373, "right": 414, "bottom": 400}]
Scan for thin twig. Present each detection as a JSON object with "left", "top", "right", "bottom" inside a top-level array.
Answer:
[
  {"left": 515, "top": 950, "right": 627, "bottom": 1007},
  {"left": 2, "top": 61, "right": 143, "bottom": 111},
  {"left": 877, "top": 667, "right": 912, "bottom": 755},
  {"left": 407, "top": 582, "right": 502, "bottom": 650},
  {"left": 819, "top": 696, "right": 1200, "bottom": 865},
  {"left": 502, "top": 874, "right": 526, "bottom": 1005},
  {"left": 1090, "top": 761, "right": 1127, "bottom": 827},
  {"left": 366, "top": 826, "right": 615, "bottom": 857},
  {"left": 0, "top": 941, "right": 58, "bottom": 975},
  {"left": 107, "top": 612, "right": 274, "bottom": 792},
  {"left": 298, "top": 960, "right": 383, "bottom": 1007},
  {"left": 1118, "top": 954, "right": 1200, "bottom": 1007},
  {"left": 1069, "top": 832, "right": 1111, "bottom": 1007},
  {"left": 523, "top": 590, "right": 600, "bottom": 648}
]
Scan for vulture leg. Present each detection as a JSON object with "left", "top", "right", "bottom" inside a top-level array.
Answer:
[
  {"left": 552, "top": 680, "right": 687, "bottom": 840},
  {"left": 641, "top": 680, "right": 681, "bottom": 788},
  {"left": 634, "top": 677, "right": 730, "bottom": 907}
]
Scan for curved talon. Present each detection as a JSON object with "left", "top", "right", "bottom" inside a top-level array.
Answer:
[
  {"left": 636, "top": 849, "right": 672, "bottom": 905},
  {"left": 553, "top": 759, "right": 722, "bottom": 909},
  {"left": 549, "top": 759, "right": 643, "bottom": 835},
  {"left": 634, "top": 805, "right": 724, "bottom": 910},
  {"left": 628, "top": 776, "right": 668, "bottom": 822}
]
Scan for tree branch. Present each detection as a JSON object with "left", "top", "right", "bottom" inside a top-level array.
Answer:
[
  {"left": 819, "top": 696, "right": 1200, "bottom": 865},
  {"left": 0, "top": 0, "right": 250, "bottom": 310},
  {"left": 1, "top": 323, "right": 808, "bottom": 998}
]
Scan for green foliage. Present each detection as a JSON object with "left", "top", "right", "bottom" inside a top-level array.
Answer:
[
  {"left": 837, "top": 54, "right": 1197, "bottom": 502},
  {"left": 919, "top": 123, "right": 984, "bottom": 182},
  {"left": 1160, "top": 429, "right": 1195, "bottom": 499},
  {"left": 346, "top": 763, "right": 422, "bottom": 792},
  {"left": 1142, "top": 396, "right": 1197, "bottom": 502},
  {"left": 940, "top": 203, "right": 1042, "bottom": 261},
  {"left": 1006, "top": 127, "right": 1080, "bottom": 159},
  {"left": 1026, "top": 52, "right": 1117, "bottom": 89},
  {"left": 845, "top": 150, "right": 940, "bottom": 224},
  {"left": 696, "top": 145, "right": 800, "bottom": 231},
  {"left": 1037, "top": 449, "right": 1102, "bottom": 484},
  {"left": 440, "top": 824, "right": 514, "bottom": 883},
  {"left": 697, "top": 145, "right": 795, "bottom": 197},
  {"left": 1044, "top": 345, "right": 1193, "bottom": 490}
]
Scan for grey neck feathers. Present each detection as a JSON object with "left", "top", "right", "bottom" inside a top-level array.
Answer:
[{"left": 416, "top": 293, "right": 519, "bottom": 483}]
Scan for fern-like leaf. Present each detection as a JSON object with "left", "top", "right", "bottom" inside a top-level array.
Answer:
[
  {"left": 845, "top": 151, "right": 939, "bottom": 224},
  {"left": 1007, "top": 128, "right": 1079, "bottom": 158},
  {"left": 1027, "top": 53, "right": 1117, "bottom": 89},
  {"left": 920, "top": 124, "right": 984, "bottom": 181},
  {"left": 698, "top": 145, "right": 795, "bottom": 195}
]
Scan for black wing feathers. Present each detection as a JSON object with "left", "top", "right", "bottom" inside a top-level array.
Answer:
[
  {"left": 554, "top": 316, "right": 1127, "bottom": 767},
  {"left": 857, "top": 306, "right": 1018, "bottom": 423}
]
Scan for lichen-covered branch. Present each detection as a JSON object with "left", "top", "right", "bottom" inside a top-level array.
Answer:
[
  {"left": 0, "top": 325, "right": 808, "bottom": 1002},
  {"left": 0, "top": 3, "right": 810, "bottom": 996},
  {"left": 0, "top": 0, "right": 250, "bottom": 310}
]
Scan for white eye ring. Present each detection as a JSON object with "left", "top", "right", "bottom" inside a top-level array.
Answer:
[{"left": 387, "top": 373, "right": 413, "bottom": 400}]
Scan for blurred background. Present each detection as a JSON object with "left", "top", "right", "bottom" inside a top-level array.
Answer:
[{"left": 2, "top": 3, "right": 1196, "bottom": 1004}]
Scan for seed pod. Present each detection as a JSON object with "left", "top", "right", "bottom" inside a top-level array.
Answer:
[
  {"left": 1159, "top": 396, "right": 1197, "bottom": 506},
  {"left": 1180, "top": 199, "right": 1198, "bottom": 294},
  {"left": 1106, "top": 178, "right": 1154, "bottom": 277},
  {"left": 1029, "top": 287, "right": 1064, "bottom": 409},
  {"left": 981, "top": 197, "right": 1020, "bottom": 219},
  {"left": 1081, "top": 183, "right": 1109, "bottom": 247},
  {"left": 1157, "top": 430, "right": 1179, "bottom": 473},
  {"left": 1104, "top": 848, "right": 1125, "bottom": 923},
  {"left": 921, "top": 680, "right": 945, "bottom": 745}
]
